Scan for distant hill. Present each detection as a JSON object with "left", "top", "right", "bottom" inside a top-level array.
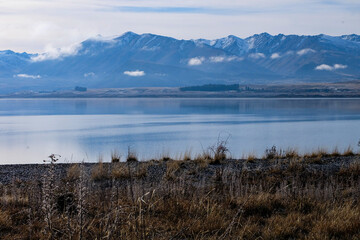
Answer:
[{"left": 0, "top": 32, "right": 359, "bottom": 93}]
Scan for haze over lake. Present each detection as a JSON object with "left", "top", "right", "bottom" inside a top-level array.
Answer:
[{"left": 1, "top": 98, "right": 359, "bottom": 164}]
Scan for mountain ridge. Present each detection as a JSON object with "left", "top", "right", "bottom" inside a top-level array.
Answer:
[{"left": 0, "top": 32, "right": 359, "bottom": 93}]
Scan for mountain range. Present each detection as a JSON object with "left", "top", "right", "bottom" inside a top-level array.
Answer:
[{"left": 0, "top": 32, "right": 359, "bottom": 93}]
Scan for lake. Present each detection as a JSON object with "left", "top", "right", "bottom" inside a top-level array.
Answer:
[{"left": 0, "top": 98, "right": 360, "bottom": 164}]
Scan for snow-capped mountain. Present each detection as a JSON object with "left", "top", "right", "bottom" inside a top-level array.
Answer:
[{"left": 0, "top": 32, "right": 359, "bottom": 93}]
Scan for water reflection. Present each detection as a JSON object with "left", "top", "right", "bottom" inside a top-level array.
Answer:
[{"left": 0, "top": 98, "right": 359, "bottom": 164}]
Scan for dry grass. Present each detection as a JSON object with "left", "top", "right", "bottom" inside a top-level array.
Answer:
[
  {"left": 91, "top": 160, "right": 109, "bottom": 181},
  {"left": 110, "top": 162, "right": 149, "bottom": 179},
  {"left": 304, "top": 148, "right": 329, "bottom": 162},
  {"left": 111, "top": 162, "right": 130, "bottom": 179},
  {"left": 66, "top": 163, "right": 81, "bottom": 181},
  {"left": 111, "top": 150, "right": 121, "bottom": 163},
  {"left": 0, "top": 149, "right": 360, "bottom": 239},
  {"left": 343, "top": 146, "right": 355, "bottom": 156},
  {"left": 0, "top": 210, "right": 12, "bottom": 230},
  {"left": 164, "top": 160, "right": 182, "bottom": 180},
  {"left": 181, "top": 149, "right": 192, "bottom": 161},
  {"left": 194, "top": 152, "right": 212, "bottom": 169},
  {"left": 246, "top": 153, "right": 257, "bottom": 163}
]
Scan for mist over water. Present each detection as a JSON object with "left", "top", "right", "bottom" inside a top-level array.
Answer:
[{"left": 0, "top": 98, "right": 359, "bottom": 164}]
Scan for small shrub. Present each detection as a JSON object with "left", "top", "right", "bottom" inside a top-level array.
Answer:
[
  {"left": 209, "top": 140, "right": 229, "bottom": 164},
  {"left": 265, "top": 145, "right": 281, "bottom": 159}
]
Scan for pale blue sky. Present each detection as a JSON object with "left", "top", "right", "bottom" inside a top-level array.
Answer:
[{"left": 0, "top": 0, "right": 359, "bottom": 53}]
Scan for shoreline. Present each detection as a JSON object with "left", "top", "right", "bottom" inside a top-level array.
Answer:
[{"left": 1, "top": 152, "right": 359, "bottom": 185}]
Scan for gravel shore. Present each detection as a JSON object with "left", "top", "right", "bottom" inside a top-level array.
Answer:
[{"left": 0, "top": 155, "right": 358, "bottom": 185}]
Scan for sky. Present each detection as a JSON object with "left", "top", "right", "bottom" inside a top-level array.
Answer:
[{"left": 0, "top": 0, "right": 359, "bottom": 53}]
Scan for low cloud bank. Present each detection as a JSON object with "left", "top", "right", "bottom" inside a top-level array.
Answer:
[
  {"left": 315, "top": 64, "right": 347, "bottom": 71},
  {"left": 297, "top": 48, "right": 316, "bottom": 56},
  {"left": 123, "top": 70, "right": 145, "bottom": 77},
  {"left": 14, "top": 74, "right": 41, "bottom": 79},
  {"left": 84, "top": 72, "right": 95, "bottom": 77},
  {"left": 188, "top": 57, "right": 205, "bottom": 66},
  {"left": 270, "top": 53, "right": 280, "bottom": 59},
  {"left": 209, "top": 56, "right": 242, "bottom": 63},
  {"left": 31, "top": 43, "right": 82, "bottom": 62},
  {"left": 188, "top": 56, "right": 242, "bottom": 65},
  {"left": 248, "top": 53, "right": 265, "bottom": 59}
]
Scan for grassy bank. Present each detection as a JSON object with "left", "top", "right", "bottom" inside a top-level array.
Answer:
[{"left": 0, "top": 147, "right": 359, "bottom": 239}]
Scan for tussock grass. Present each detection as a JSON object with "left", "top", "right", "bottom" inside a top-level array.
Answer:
[
  {"left": 246, "top": 153, "right": 257, "bottom": 163},
  {"left": 91, "top": 160, "right": 109, "bottom": 181},
  {"left": 126, "top": 147, "right": 138, "bottom": 162},
  {"left": 111, "top": 150, "right": 121, "bottom": 163}
]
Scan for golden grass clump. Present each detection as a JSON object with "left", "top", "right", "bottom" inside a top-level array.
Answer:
[
  {"left": 91, "top": 161, "right": 109, "bottom": 181},
  {"left": 246, "top": 153, "right": 257, "bottom": 163},
  {"left": 111, "top": 163, "right": 130, "bottom": 179},
  {"left": 66, "top": 163, "right": 81, "bottom": 181},
  {"left": 164, "top": 160, "right": 182, "bottom": 180},
  {"left": 343, "top": 146, "right": 355, "bottom": 156},
  {"left": 304, "top": 148, "right": 328, "bottom": 161},
  {"left": 194, "top": 154, "right": 210, "bottom": 169}
]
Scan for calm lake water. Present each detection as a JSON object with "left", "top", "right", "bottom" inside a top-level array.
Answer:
[{"left": 1, "top": 98, "right": 360, "bottom": 164}]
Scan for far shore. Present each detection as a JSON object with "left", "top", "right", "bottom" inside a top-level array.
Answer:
[{"left": 2, "top": 81, "right": 360, "bottom": 98}]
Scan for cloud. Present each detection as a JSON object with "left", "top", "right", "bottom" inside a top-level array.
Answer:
[
  {"left": 187, "top": 56, "right": 243, "bottom": 65},
  {"left": 31, "top": 43, "right": 82, "bottom": 62},
  {"left": 333, "top": 64, "right": 347, "bottom": 69},
  {"left": 0, "top": 0, "right": 359, "bottom": 53},
  {"left": 123, "top": 70, "right": 145, "bottom": 77},
  {"left": 315, "top": 63, "right": 348, "bottom": 71},
  {"left": 103, "top": 6, "right": 264, "bottom": 15},
  {"left": 209, "top": 56, "right": 243, "bottom": 63},
  {"left": 188, "top": 57, "right": 205, "bottom": 66},
  {"left": 315, "top": 64, "right": 333, "bottom": 71},
  {"left": 88, "top": 34, "right": 117, "bottom": 43},
  {"left": 248, "top": 53, "right": 265, "bottom": 59},
  {"left": 209, "top": 56, "right": 225, "bottom": 62},
  {"left": 14, "top": 74, "right": 41, "bottom": 79},
  {"left": 270, "top": 53, "right": 281, "bottom": 59},
  {"left": 84, "top": 72, "right": 95, "bottom": 77},
  {"left": 297, "top": 48, "right": 316, "bottom": 56}
]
